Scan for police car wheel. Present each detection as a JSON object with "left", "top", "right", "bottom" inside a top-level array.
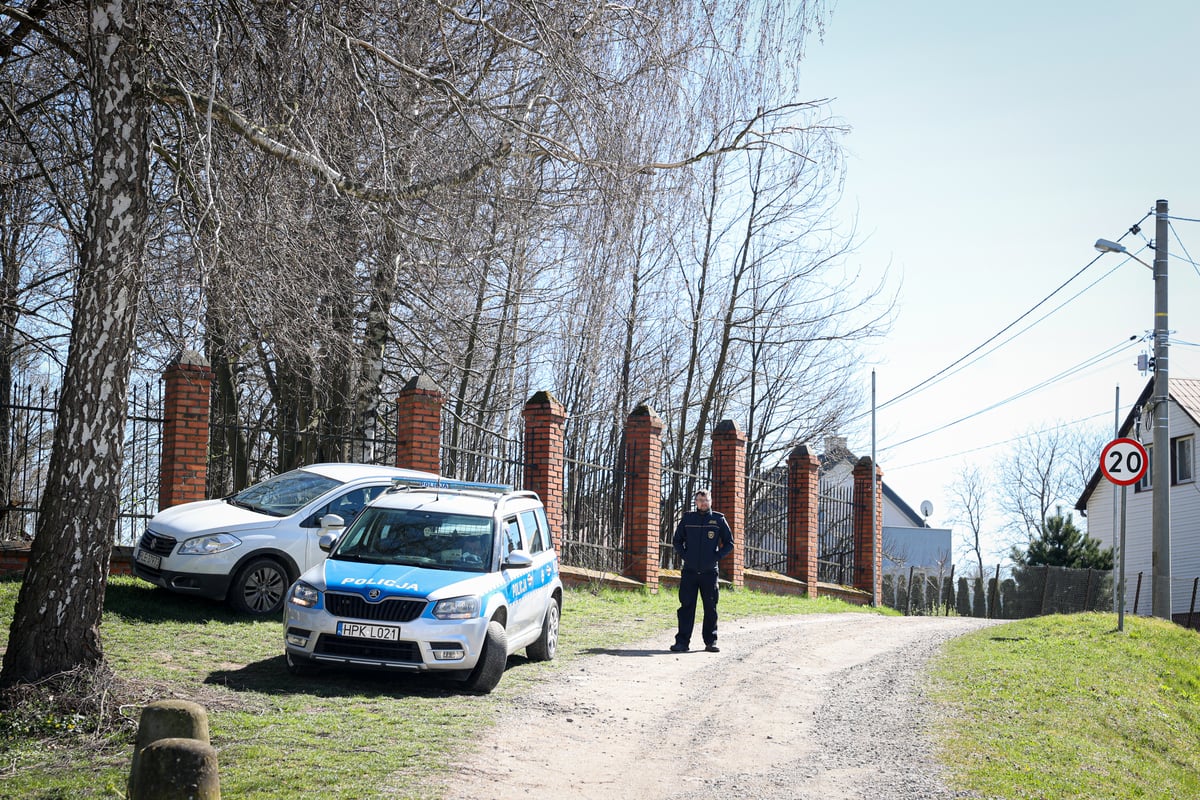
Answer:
[
  {"left": 462, "top": 620, "right": 507, "bottom": 694},
  {"left": 526, "top": 599, "right": 559, "bottom": 663},
  {"left": 229, "top": 557, "right": 289, "bottom": 616}
]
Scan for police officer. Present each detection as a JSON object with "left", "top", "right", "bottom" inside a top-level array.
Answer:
[{"left": 670, "top": 489, "right": 735, "bottom": 653}]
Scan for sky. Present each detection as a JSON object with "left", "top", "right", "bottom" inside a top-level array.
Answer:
[{"left": 796, "top": 1, "right": 1200, "bottom": 564}]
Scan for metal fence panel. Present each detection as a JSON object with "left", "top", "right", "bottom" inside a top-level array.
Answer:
[
  {"left": 818, "top": 481, "right": 855, "bottom": 585},
  {"left": 560, "top": 453, "right": 626, "bottom": 573},
  {"left": 0, "top": 381, "right": 163, "bottom": 546},
  {"left": 745, "top": 470, "right": 787, "bottom": 572}
]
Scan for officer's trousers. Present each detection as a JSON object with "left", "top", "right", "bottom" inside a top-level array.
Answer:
[{"left": 675, "top": 568, "right": 719, "bottom": 648}]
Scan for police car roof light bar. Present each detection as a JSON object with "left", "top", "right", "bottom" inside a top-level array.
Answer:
[{"left": 389, "top": 476, "right": 513, "bottom": 494}]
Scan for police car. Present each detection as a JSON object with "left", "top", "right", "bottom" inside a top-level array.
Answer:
[{"left": 283, "top": 478, "right": 563, "bottom": 693}]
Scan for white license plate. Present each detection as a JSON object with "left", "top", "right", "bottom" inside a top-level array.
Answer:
[
  {"left": 337, "top": 621, "right": 400, "bottom": 641},
  {"left": 134, "top": 548, "right": 161, "bottom": 570}
]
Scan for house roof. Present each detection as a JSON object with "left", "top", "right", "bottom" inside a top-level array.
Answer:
[
  {"left": 883, "top": 483, "right": 928, "bottom": 528},
  {"left": 1075, "top": 376, "right": 1200, "bottom": 511},
  {"left": 818, "top": 440, "right": 929, "bottom": 528}
]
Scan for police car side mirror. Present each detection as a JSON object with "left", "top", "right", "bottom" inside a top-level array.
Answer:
[{"left": 502, "top": 550, "right": 533, "bottom": 569}]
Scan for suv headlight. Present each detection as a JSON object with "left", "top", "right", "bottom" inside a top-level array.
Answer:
[
  {"left": 432, "top": 596, "right": 480, "bottom": 620},
  {"left": 177, "top": 533, "right": 242, "bottom": 555},
  {"left": 289, "top": 581, "right": 321, "bottom": 609}
]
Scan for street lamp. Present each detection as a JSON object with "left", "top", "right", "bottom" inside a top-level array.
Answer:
[{"left": 1094, "top": 199, "right": 1171, "bottom": 621}]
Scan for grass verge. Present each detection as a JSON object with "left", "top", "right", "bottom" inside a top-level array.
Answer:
[
  {"left": 0, "top": 575, "right": 877, "bottom": 799},
  {"left": 928, "top": 612, "right": 1200, "bottom": 800}
]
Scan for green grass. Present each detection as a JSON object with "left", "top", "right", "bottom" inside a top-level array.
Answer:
[
  {"left": 929, "top": 613, "right": 1200, "bottom": 800},
  {"left": 0, "top": 575, "right": 876, "bottom": 799}
]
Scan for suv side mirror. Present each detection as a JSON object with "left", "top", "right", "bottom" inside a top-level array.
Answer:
[
  {"left": 502, "top": 550, "right": 533, "bottom": 570},
  {"left": 317, "top": 514, "right": 345, "bottom": 553}
]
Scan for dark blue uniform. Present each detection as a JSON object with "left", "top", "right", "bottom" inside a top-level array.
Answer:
[{"left": 672, "top": 509, "right": 735, "bottom": 650}]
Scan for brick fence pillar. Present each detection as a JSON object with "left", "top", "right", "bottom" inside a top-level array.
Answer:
[
  {"left": 712, "top": 420, "right": 746, "bottom": 589},
  {"left": 623, "top": 404, "right": 663, "bottom": 591},
  {"left": 522, "top": 391, "right": 566, "bottom": 554},
  {"left": 853, "top": 456, "right": 883, "bottom": 601},
  {"left": 395, "top": 375, "right": 442, "bottom": 474},
  {"left": 787, "top": 444, "right": 820, "bottom": 596},
  {"left": 159, "top": 351, "right": 213, "bottom": 510}
]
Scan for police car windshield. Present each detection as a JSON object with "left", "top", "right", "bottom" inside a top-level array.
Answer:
[
  {"left": 226, "top": 469, "right": 340, "bottom": 517},
  {"left": 332, "top": 507, "right": 494, "bottom": 573}
]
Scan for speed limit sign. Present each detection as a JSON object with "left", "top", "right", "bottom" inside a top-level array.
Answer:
[{"left": 1101, "top": 437, "right": 1149, "bottom": 486}]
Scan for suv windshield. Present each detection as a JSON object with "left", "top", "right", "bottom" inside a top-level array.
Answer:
[
  {"left": 227, "top": 470, "right": 341, "bottom": 517},
  {"left": 333, "top": 507, "right": 494, "bottom": 572}
]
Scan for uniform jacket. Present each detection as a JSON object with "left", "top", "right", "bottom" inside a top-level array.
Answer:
[{"left": 672, "top": 510, "right": 735, "bottom": 573}]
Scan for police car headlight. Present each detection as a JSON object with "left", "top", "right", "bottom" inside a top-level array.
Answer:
[
  {"left": 177, "top": 533, "right": 241, "bottom": 555},
  {"left": 288, "top": 581, "right": 321, "bottom": 609},
  {"left": 432, "top": 596, "right": 480, "bottom": 620}
]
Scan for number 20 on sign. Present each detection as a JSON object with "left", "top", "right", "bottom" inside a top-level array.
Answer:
[{"left": 1100, "top": 437, "right": 1149, "bottom": 486}]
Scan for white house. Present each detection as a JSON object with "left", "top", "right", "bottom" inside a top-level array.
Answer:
[
  {"left": 819, "top": 436, "right": 953, "bottom": 574},
  {"left": 1076, "top": 377, "right": 1200, "bottom": 622}
]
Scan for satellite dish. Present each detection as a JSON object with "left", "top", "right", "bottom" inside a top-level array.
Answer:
[{"left": 920, "top": 500, "right": 933, "bottom": 518}]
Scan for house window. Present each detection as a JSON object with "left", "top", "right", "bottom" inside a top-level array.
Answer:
[
  {"left": 1134, "top": 436, "right": 1194, "bottom": 492},
  {"left": 1136, "top": 445, "right": 1152, "bottom": 492},
  {"left": 1173, "top": 436, "right": 1194, "bottom": 484}
]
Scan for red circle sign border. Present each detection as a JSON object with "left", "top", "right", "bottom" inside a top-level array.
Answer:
[{"left": 1100, "top": 437, "right": 1149, "bottom": 486}]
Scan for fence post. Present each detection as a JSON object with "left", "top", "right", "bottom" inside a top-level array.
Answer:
[
  {"left": 395, "top": 375, "right": 442, "bottom": 474},
  {"left": 623, "top": 404, "right": 663, "bottom": 591},
  {"left": 852, "top": 457, "right": 882, "bottom": 600},
  {"left": 786, "top": 444, "right": 820, "bottom": 597},
  {"left": 1188, "top": 577, "right": 1198, "bottom": 631},
  {"left": 945, "top": 564, "right": 955, "bottom": 615},
  {"left": 905, "top": 565, "right": 914, "bottom": 615},
  {"left": 159, "top": 351, "right": 213, "bottom": 510},
  {"left": 522, "top": 391, "right": 566, "bottom": 555},
  {"left": 711, "top": 420, "right": 746, "bottom": 589},
  {"left": 990, "top": 563, "right": 1001, "bottom": 619}
]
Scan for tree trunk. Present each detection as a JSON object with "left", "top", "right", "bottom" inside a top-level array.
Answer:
[{"left": 2, "top": 0, "right": 149, "bottom": 686}]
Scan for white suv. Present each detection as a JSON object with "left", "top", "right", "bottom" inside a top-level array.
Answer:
[
  {"left": 131, "top": 464, "right": 439, "bottom": 615},
  {"left": 283, "top": 479, "right": 563, "bottom": 693}
]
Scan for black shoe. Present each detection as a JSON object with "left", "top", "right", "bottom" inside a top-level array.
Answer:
[
  {"left": 705, "top": 644, "right": 720, "bottom": 653},
  {"left": 669, "top": 643, "right": 688, "bottom": 652}
]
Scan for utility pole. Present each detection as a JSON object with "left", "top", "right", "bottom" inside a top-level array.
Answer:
[{"left": 1152, "top": 198, "right": 1171, "bottom": 621}]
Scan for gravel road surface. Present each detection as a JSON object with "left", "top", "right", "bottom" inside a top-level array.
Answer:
[{"left": 444, "top": 613, "right": 996, "bottom": 800}]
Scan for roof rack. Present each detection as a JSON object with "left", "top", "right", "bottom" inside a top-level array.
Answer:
[{"left": 387, "top": 476, "right": 513, "bottom": 494}]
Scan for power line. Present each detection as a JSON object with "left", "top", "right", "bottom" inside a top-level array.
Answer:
[
  {"left": 1169, "top": 221, "right": 1200, "bottom": 279},
  {"left": 873, "top": 212, "right": 1153, "bottom": 414},
  {"left": 886, "top": 410, "right": 1112, "bottom": 470},
  {"left": 878, "top": 337, "right": 1139, "bottom": 453}
]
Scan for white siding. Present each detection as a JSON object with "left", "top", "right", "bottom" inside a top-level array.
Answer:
[{"left": 1084, "top": 399, "right": 1200, "bottom": 616}]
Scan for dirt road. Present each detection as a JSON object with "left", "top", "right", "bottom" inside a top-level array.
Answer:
[{"left": 443, "top": 613, "right": 994, "bottom": 800}]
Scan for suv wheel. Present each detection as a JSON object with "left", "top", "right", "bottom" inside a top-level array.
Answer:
[
  {"left": 230, "top": 557, "right": 289, "bottom": 616},
  {"left": 462, "top": 620, "right": 507, "bottom": 694},
  {"left": 526, "top": 598, "right": 559, "bottom": 662}
]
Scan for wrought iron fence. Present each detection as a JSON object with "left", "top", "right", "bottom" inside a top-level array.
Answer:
[
  {"left": 744, "top": 468, "right": 787, "bottom": 572},
  {"left": 436, "top": 417, "right": 520, "bottom": 491},
  {"left": 0, "top": 381, "right": 163, "bottom": 546},
  {"left": 560, "top": 451, "right": 626, "bottom": 573},
  {"left": 818, "top": 481, "right": 855, "bottom": 585},
  {"left": 440, "top": 411, "right": 524, "bottom": 488}
]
